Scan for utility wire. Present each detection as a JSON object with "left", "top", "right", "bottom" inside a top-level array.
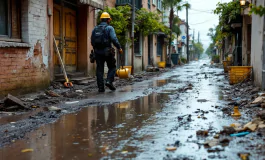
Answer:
[
  {"left": 191, "top": 8, "right": 214, "bottom": 12},
  {"left": 189, "top": 17, "right": 217, "bottom": 25}
]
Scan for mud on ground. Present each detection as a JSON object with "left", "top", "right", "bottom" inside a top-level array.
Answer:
[{"left": 0, "top": 67, "right": 172, "bottom": 147}]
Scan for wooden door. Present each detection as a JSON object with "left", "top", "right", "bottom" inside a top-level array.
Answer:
[
  {"left": 53, "top": 4, "right": 62, "bottom": 68},
  {"left": 53, "top": 4, "right": 77, "bottom": 73},
  {"left": 63, "top": 7, "right": 77, "bottom": 72}
]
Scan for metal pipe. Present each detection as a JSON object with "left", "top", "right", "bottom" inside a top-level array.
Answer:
[
  {"left": 186, "top": 5, "right": 189, "bottom": 62},
  {"left": 131, "top": 0, "right": 135, "bottom": 75}
]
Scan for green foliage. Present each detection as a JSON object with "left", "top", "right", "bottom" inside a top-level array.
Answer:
[
  {"left": 135, "top": 8, "right": 166, "bottom": 36},
  {"left": 162, "top": 0, "right": 182, "bottom": 8},
  {"left": 97, "top": 6, "right": 170, "bottom": 46},
  {"left": 172, "top": 17, "right": 181, "bottom": 36},
  {"left": 97, "top": 6, "right": 131, "bottom": 46},
  {"left": 212, "top": 54, "right": 220, "bottom": 63},
  {"left": 250, "top": 4, "right": 265, "bottom": 16},
  {"left": 193, "top": 42, "right": 204, "bottom": 55},
  {"left": 162, "top": 0, "right": 189, "bottom": 56},
  {"left": 213, "top": 0, "right": 241, "bottom": 45},
  {"left": 206, "top": 43, "right": 215, "bottom": 56},
  {"left": 180, "top": 57, "right": 187, "bottom": 63}
]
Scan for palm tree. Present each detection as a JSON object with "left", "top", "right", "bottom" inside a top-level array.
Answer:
[
  {"left": 162, "top": 0, "right": 190, "bottom": 63},
  {"left": 172, "top": 16, "right": 181, "bottom": 38}
]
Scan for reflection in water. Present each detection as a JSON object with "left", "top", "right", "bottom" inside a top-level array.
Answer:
[{"left": 0, "top": 93, "right": 169, "bottom": 160}]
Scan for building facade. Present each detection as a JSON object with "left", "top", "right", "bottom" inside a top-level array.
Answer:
[
  {"left": 0, "top": 0, "right": 171, "bottom": 97},
  {"left": 250, "top": 0, "right": 264, "bottom": 88},
  {"left": 0, "top": 0, "right": 115, "bottom": 97}
]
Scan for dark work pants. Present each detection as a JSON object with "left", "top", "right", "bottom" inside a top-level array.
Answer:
[{"left": 95, "top": 52, "right": 116, "bottom": 89}]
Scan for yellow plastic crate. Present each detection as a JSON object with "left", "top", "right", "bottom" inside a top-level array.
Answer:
[{"left": 228, "top": 66, "right": 252, "bottom": 84}]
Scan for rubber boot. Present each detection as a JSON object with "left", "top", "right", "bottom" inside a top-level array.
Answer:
[{"left": 105, "top": 80, "right": 116, "bottom": 91}]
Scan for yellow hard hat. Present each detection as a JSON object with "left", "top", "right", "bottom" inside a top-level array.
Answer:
[{"left": 100, "top": 12, "right": 111, "bottom": 20}]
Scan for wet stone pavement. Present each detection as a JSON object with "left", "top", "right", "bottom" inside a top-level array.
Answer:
[{"left": 0, "top": 59, "right": 264, "bottom": 160}]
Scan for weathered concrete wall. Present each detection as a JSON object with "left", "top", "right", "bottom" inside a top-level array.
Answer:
[
  {"left": 106, "top": 0, "right": 116, "bottom": 7},
  {"left": 0, "top": 0, "right": 50, "bottom": 97},
  {"left": 143, "top": 36, "right": 149, "bottom": 68},
  {"left": 251, "top": 0, "right": 264, "bottom": 87}
]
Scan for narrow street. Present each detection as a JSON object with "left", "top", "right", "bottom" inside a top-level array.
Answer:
[{"left": 0, "top": 59, "right": 262, "bottom": 160}]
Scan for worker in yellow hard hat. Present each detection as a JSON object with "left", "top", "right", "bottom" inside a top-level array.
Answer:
[{"left": 91, "top": 12, "right": 123, "bottom": 92}]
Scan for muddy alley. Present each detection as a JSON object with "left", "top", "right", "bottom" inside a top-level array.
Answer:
[{"left": 0, "top": 59, "right": 263, "bottom": 160}]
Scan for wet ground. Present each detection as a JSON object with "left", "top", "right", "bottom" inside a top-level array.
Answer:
[{"left": 1, "top": 59, "right": 264, "bottom": 160}]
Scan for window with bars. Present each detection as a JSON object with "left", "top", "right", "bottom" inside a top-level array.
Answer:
[{"left": 0, "top": 0, "right": 21, "bottom": 40}]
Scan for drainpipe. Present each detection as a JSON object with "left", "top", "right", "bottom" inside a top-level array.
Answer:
[
  {"left": 47, "top": 0, "right": 53, "bottom": 81},
  {"left": 131, "top": 0, "right": 135, "bottom": 75},
  {"left": 262, "top": 0, "right": 265, "bottom": 90}
]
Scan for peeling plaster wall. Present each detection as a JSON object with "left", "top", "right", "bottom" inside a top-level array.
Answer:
[
  {"left": 0, "top": 0, "right": 50, "bottom": 97},
  {"left": 251, "top": 0, "right": 264, "bottom": 88},
  {"left": 251, "top": 0, "right": 264, "bottom": 87}
]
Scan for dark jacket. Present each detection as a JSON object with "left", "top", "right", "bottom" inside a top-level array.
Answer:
[{"left": 91, "top": 22, "right": 121, "bottom": 52}]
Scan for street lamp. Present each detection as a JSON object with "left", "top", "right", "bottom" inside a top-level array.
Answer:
[
  {"left": 240, "top": 0, "right": 250, "bottom": 8},
  {"left": 240, "top": 0, "right": 246, "bottom": 6}
]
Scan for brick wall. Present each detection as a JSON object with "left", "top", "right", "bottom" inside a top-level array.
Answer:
[
  {"left": 0, "top": 0, "right": 50, "bottom": 97},
  {"left": 0, "top": 48, "right": 49, "bottom": 96}
]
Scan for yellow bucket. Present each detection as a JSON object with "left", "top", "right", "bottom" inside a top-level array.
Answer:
[
  {"left": 117, "top": 101, "right": 130, "bottom": 109},
  {"left": 121, "top": 66, "right": 132, "bottom": 74},
  {"left": 228, "top": 66, "right": 252, "bottom": 84},
  {"left": 158, "top": 61, "right": 166, "bottom": 68},
  {"left": 116, "top": 67, "right": 130, "bottom": 79}
]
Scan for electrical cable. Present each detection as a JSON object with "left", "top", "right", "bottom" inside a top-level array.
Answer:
[
  {"left": 190, "top": 8, "right": 214, "bottom": 12},
  {"left": 189, "top": 17, "right": 217, "bottom": 25}
]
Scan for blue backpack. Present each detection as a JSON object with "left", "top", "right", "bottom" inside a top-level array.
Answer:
[{"left": 93, "top": 25, "right": 109, "bottom": 48}]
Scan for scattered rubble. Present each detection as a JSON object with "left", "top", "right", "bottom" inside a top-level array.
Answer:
[
  {"left": 45, "top": 90, "right": 60, "bottom": 97},
  {"left": 1, "top": 94, "right": 30, "bottom": 111},
  {"left": 166, "top": 146, "right": 177, "bottom": 151},
  {"left": 196, "top": 130, "right": 209, "bottom": 136},
  {"left": 197, "top": 99, "right": 208, "bottom": 102},
  {"left": 220, "top": 126, "right": 236, "bottom": 135}
]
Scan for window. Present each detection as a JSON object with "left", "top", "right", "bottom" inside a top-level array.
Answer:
[
  {"left": 157, "top": 0, "right": 162, "bottom": 10},
  {"left": 148, "top": 0, "right": 151, "bottom": 9},
  {"left": 152, "top": 0, "right": 156, "bottom": 6},
  {"left": 0, "top": 0, "right": 8, "bottom": 36},
  {"left": 134, "top": 32, "right": 141, "bottom": 55},
  {"left": 157, "top": 36, "right": 163, "bottom": 56},
  {"left": 0, "top": 0, "right": 21, "bottom": 40}
]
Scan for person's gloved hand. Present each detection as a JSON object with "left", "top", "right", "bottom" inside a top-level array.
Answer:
[{"left": 119, "top": 49, "right": 123, "bottom": 54}]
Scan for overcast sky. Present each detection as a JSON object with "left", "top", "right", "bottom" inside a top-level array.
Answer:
[{"left": 178, "top": 0, "right": 231, "bottom": 50}]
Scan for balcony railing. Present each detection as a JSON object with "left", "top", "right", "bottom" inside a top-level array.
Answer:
[{"left": 116, "top": 0, "right": 142, "bottom": 10}]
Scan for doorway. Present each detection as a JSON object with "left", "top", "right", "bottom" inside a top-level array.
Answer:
[
  {"left": 53, "top": 0, "right": 77, "bottom": 73},
  {"left": 148, "top": 35, "right": 152, "bottom": 65}
]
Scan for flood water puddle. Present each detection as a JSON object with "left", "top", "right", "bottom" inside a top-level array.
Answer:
[{"left": 0, "top": 93, "right": 169, "bottom": 160}]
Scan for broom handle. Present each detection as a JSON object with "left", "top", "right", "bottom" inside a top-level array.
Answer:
[{"left": 53, "top": 36, "right": 69, "bottom": 81}]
